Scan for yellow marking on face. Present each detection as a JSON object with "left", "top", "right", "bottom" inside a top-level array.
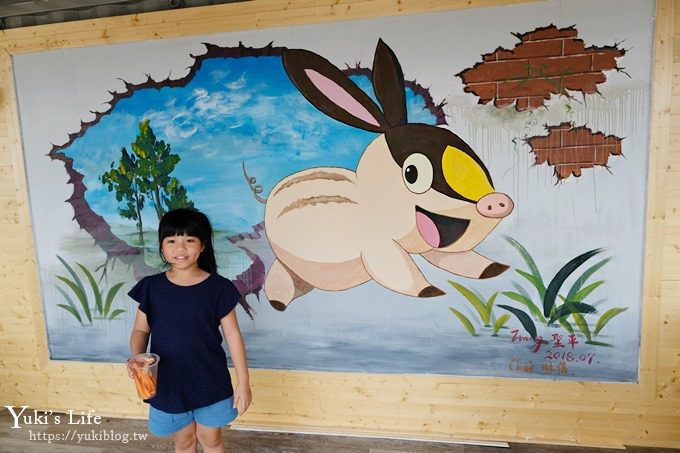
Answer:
[{"left": 442, "top": 145, "right": 494, "bottom": 201}]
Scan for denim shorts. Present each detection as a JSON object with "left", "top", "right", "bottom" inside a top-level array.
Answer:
[{"left": 148, "top": 396, "right": 238, "bottom": 436}]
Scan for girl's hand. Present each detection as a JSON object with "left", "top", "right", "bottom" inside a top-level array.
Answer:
[
  {"left": 125, "top": 357, "right": 143, "bottom": 379},
  {"left": 233, "top": 385, "right": 252, "bottom": 415},
  {"left": 126, "top": 354, "right": 155, "bottom": 379}
]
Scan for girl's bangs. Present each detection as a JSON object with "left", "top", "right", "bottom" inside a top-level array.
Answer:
[{"left": 159, "top": 218, "right": 205, "bottom": 241}]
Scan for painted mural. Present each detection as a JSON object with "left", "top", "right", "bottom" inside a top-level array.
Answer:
[{"left": 14, "top": 0, "right": 654, "bottom": 381}]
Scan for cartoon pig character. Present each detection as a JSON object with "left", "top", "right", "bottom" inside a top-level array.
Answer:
[{"left": 261, "top": 39, "right": 513, "bottom": 311}]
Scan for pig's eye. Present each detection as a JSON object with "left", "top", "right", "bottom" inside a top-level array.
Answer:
[{"left": 402, "top": 153, "right": 433, "bottom": 194}]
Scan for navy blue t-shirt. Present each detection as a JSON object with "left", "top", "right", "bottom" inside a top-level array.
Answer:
[{"left": 128, "top": 272, "right": 240, "bottom": 413}]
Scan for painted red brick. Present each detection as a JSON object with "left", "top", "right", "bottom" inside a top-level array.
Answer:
[
  {"left": 547, "top": 146, "right": 600, "bottom": 164},
  {"left": 515, "top": 98, "right": 528, "bottom": 110},
  {"left": 528, "top": 96, "right": 546, "bottom": 109},
  {"left": 525, "top": 122, "right": 623, "bottom": 181},
  {"left": 499, "top": 78, "right": 559, "bottom": 98},
  {"left": 495, "top": 97, "right": 516, "bottom": 108},
  {"left": 533, "top": 150, "right": 549, "bottom": 164},
  {"left": 597, "top": 144, "right": 623, "bottom": 156},
  {"left": 529, "top": 55, "right": 592, "bottom": 78},
  {"left": 563, "top": 39, "right": 588, "bottom": 55},
  {"left": 527, "top": 133, "right": 562, "bottom": 149},
  {"left": 483, "top": 51, "right": 500, "bottom": 62},
  {"left": 460, "top": 60, "right": 529, "bottom": 83},
  {"left": 457, "top": 24, "right": 626, "bottom": 110},
  {"left": 593, "top": 147, "right": 611, "bottom": 164},
  {"left": 563, "top": 129, "right": 609, "bottom": 146},
  {"left": 592, "top": 51, "right": 622, "bottom": 71},
  {"left": 494, "top": 40, "right": 564, "bottom": 60},
  {"left": 561, "top": 73, "right": 606, "bottom": 92},
  {"left": 556, "top": 164, "right": 585, "bottom": 179}
]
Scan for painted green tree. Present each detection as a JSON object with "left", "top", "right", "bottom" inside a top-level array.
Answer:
[
  {"left": 101, "top": 147, "right": 146, "bottom": 243},
  {"left": 102, "top": 119, "right": 194, "bottom": 244}
]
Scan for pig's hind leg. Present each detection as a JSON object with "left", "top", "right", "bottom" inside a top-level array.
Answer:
[{"left": 264, "top": 258, "right": 313, "bottom": 311}]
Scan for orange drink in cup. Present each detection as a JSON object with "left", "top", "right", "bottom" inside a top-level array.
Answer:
[{"left": 127, "top": 353, "right": 159, "bottom": 399}]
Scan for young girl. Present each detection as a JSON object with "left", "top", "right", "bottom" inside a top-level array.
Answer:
[{"left": 128, "top": 208, "right": 252, "bottom": 453}]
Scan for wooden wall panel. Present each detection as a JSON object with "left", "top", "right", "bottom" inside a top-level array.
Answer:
[{"left": 0, "top": 0, "right": 678, "bottom": 448}]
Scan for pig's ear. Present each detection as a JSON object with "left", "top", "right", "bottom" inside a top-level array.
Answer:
[
  {"left": 371, "top": 39, "right": 407, "bottom": 128},
  {"left": 283, "top": 48, "right": 388, "bottom": 133}
]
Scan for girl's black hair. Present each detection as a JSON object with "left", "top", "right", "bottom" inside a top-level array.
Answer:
[{"left": 158, "top": 208, "right": 217, "bottom": 273}]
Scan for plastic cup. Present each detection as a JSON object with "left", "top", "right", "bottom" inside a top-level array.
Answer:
[{"left": 127, "top": 353, "right": 159, "bottom": 400}]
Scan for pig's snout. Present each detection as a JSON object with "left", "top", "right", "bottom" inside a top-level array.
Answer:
[{"left": 476, "top": 192, "right": 514, "bottom": 218}]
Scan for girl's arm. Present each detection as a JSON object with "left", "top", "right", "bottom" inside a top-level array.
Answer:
[
  {"left": 130, "top": 309, "right": 150, "bottom": 355},
  {"left": 127, "top": 309, "right": 151, "bottom": 378},
  {"left": 221, "top": 310, "right": 252, "bottom": 415}
]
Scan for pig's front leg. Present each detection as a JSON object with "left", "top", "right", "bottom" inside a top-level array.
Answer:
[
  {"left": 362, "top": 242, "right": 444, "bottom": 297},
  {"left": 422, "top": 249, "right": 509, "bottom": 279}
]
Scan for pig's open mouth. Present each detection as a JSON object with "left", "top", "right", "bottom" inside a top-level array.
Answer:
[{"left": 415, "top": 206, "right": 470, "bottom": 249}]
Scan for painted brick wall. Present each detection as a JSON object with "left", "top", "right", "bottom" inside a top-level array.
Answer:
[
  {"left": 457, "top": 25, "right": 626, "bottom": 111},
  {"left": 525, "top": 122, "right": 623, "bottom": 180}
]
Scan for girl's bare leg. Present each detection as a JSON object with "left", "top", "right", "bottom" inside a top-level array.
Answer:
[
  {"left": 196, "top": 424, "right": 224, "bottom": 453},
  {"left": 174, "top": 422, "right": 197, "bottom": 453}
]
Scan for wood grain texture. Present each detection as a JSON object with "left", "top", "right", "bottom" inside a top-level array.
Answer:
[
  {"left": 0, "top": 0, "right": 678, "bottom": 448},
  {"left": 3, "top": 407, "right": 680, "bottom": 453}
]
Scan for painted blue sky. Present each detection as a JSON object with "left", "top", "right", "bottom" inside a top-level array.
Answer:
[{"left": 64, "top": 53, "right": 438, "bottom": 234}]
